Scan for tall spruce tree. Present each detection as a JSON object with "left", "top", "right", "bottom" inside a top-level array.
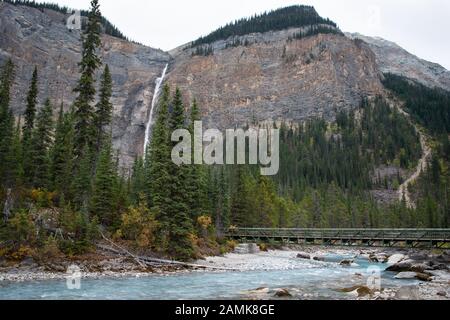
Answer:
[
  {"left": 73, "top": 0, "right": 102, "bottom": 159},
  {"left": 185, "top": 99, "right": 207, "bottom": 219},
  {"left": 11, "top": 118, "right": 24, "bottom": 186},
  {"left": 30, "top": 99, "right": 54, "bottom": 189},
  {"left": 22, "top": 67, "right": 39, "bottom": 183},
  {"left": 90, "top": 138, "right": 116, "bottom": 226},
  {"left": 129, "top": 156, "right": 145, "bottom": 205},
  {"left": 23, "top": 66, "right": 38, "bottom": 146},
  {"left": 50, "top": 104, "right": 75, "bottom": 196},
  {"left": 72, "top": 146, "right": 93, "bottom": 211},
  {"left": 94, "top": 64, "right": 113, "bottom": 154},
  {"left": 166, "top": 88, "right": 194, "bottom": 260},
  {"left": 144, "top": 84, "right": 171, "bottom": 222},
  {"left": 0, "top": 59, "right": 16, "bottom": 187},
  {"left": 230, "top": 165, "right": 249, "bottom": 226}
]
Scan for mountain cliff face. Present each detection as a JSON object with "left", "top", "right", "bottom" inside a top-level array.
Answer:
[
  {"left": 1, "top": 2, "right": 448, "bottom": 167},
  {"left": 167, "top": 29, "right": 383, "bottom": 129},
  {"left": 346, "top": 33, "right": 450, "bottom": 91},
  {"left": 0, "top": 2, "right": 171, "bottom": 167}
]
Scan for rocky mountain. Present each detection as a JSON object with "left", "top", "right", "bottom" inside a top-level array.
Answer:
[
  {"left": 167, "top": 28, "right": 383, "bottom": 130},
  {"left": 346, "top": 33, "right": 450, "bottom": 91},
  {"left": 0, "top": 1, "right": 171, "bottom": 167},
  {"left": 1, "top": 2, "right": 448, "bottom": 167}
]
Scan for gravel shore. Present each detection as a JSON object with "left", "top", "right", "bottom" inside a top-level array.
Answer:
[{"left": 1, "top": 246, "right": 448, "bottom": 300}]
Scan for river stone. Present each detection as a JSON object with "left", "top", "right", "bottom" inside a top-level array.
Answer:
[
  {"left": 395, "top": 272, "right": 417, "bottom": 279},
  {"left": 415, "top": 272, "right": 432, "bottom": 282},
  {"left": 274, "top": 289, "right": 292, "bottom": 298},
  {"left": 386, "top": 260, "right": 414, "bottom": 272},
  {"left": 339, "top": 259, "right": 354, "bottom": 266},
  {"left": 338, "top": 285, "right": 372, "bottom": 297},
  {"left": 313, "top": 256, "right": 325, "bottom": 262},
  {"left": 246, "top": 287, "right": 270, "bottom": 296},
  {"left": 387, "top": 254, "right": 406, "bottom": 265},
  {"left": 408, "top": 252, "right": 429, "bottom": 261},
  {"left": 296, "top": 252, "right": 311, "bottom": 260},
  {"left": 410, "top": 263, "right": 429, "bottom": 273},
  {"left": 370, "top": 253, "right": 388, "bottom": 263}
]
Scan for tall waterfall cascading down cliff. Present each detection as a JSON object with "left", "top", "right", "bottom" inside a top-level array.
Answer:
[{"left": 143, "top": 64, "right": 169, "bottom": 157}]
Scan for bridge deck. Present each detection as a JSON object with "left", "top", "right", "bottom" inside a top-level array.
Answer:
[{"left": 226, "top": 228, "right": 450, "bottom": 248}]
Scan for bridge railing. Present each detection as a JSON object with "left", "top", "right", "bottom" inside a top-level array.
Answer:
[{"left": 226, "top": 228, "right": 450, "bottom": 241}]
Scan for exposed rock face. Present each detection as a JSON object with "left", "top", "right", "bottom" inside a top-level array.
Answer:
[
  {"left": 166, "top": 29, "right": 384, "bottom": 129},
  {"left": 0, "top": 2, "right": 171, "bottom": 167},
  {"left": 346, "top": 33, "right": 450, "bottom": 91},
  {"left": 2, "top": 3, "right": 448, "bottom": 168}
]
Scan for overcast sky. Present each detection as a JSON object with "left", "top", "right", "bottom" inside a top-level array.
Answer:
[{"left": 51, "top": 0, "right": 450, "bottom": 70}]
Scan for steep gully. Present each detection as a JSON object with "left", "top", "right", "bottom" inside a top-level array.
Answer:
[{"left": 386, "top": 94, "right": 432, "bottom": 209}]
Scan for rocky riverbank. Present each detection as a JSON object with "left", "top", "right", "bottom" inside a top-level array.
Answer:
[
  {"left": 200, "top": 245, "right": 450, "bottom": 300},
  {"left": 0, "top": 253, "right": 187, "bottom": 283},
  {"left": 1, "top": 246, "right": 449, "bottom": 300}
]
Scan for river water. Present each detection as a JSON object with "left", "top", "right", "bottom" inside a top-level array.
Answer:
[{"left": 0, "top": 251, "right": 417, "bottom": 300}]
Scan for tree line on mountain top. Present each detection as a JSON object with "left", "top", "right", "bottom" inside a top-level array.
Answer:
[
  {"left": 191, "top": 5, "right": 338, "bottom": 48},
  {"left": 1, "top": 0, "right": 127, "bottom": 40},
  {"left": 0, "top": 1, "right": 448, "bottom": 264}
]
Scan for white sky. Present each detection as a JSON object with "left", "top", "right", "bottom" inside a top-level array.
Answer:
[{"left": 50, "top": 0, "right": 450, "bottom": 69}]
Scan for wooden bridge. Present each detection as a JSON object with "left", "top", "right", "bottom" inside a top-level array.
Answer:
[{"left": 225, "top": 228, "right": 450, "bottom": 248}]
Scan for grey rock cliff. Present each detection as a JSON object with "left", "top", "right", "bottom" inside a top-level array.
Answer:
[
  {"left": 346, "top": 33, "right": 450, "bottom": 91},
  {"left": 0, "top": 2, "right": 171, "bottom": 167},
  {"left": 1, "top": 3, "right": 448, "bottom": 168},
  {"left": 166, "top": 28, "right": 384, "bottom": 130}
]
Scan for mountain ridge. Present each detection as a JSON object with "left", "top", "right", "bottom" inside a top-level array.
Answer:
[{"left": 1, "top": 1, "right": 448, "bottom": 167}]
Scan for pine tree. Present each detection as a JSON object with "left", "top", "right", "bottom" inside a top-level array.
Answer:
[
  {"left": 72, "top": 146, "right": 93, "bottom": 211},
  {"left": 90, "top": 139, "right": 116, "bottom": 225},
  {"left": 185, "top": 99, "right": 207, "bottom": 219},
  {"left": 0, "top": 59, "right": 16, "bottom": 187},
  {"left": 144, "top": 84, "right": 171, "bottom": 222},
  {"left": 166, "top": 88, "right": 194, "bottom": 260},
  {"left": 22, "top": 67, "right": 39, "bottom": 183},
  {"left": 230, "top": 165, "right": 249, "bottom": 226},
  {"left": 11, "top": 118, "right": 24, "bottom": 186},
  {"left": 129, "top": 156, "right": 145, "bottom": 205},
  {"left": 23, "top": 66, "right": 38, "bottom": 146},
  {"left": 50, "top": 104, "right": 75, "bottom": 196},
  {"left": 94, "top": 64, "right": 113, "bottom": 154},
  {"left": 30, "top": 99, "right": 54, "bottom": 189},
  {"left": 73, "top": 0, "right": 102, "bottom": 159}
]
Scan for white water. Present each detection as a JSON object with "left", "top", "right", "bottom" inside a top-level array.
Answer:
[{"left": 143, "top": 64, "right": 169, "bottom": 157}]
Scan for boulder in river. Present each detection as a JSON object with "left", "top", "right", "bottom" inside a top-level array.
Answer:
[
  {"left": 395, "top": 272, "right": 417, "bottom": 279},
  {"left": 313, "top": 256, "right": 325, "bottom": 262},
  {"left": 339, "top": 259, "right": 354, "bottom": 266},
  {"left": 246, "top": 287, "right": 270, "bottom": 295},
  {"left": 296, "top": 252, "right": 311, "bottom": 260},
  {"left": 386, "top": 260, "right": 414, "bottom": 272},
  {"left": 437, "top": 291, "right": 447, "bottom": 297},
  {"left": 274, "top": 289, "right": 292, "bottom": 298},
  {"left": 387, "top": 254, "right": 406, "bottom": 265},
  {"left": 410, "top": 263, "right": 429, "bottom": 273},
  {"left": 338, "top": 285, "right": 373, "bottom": 297},
  {"left": 415, "top": 272, "right": 432, "bottom": 282},
  {"left": 369, "top": 253, "right": 388, "bottom": 263}
]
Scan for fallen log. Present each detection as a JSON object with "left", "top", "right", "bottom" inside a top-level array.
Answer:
[{"left": 97, "top": 234, "right": 239, "bottom": 271}]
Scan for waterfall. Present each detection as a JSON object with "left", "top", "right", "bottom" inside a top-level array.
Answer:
[{"left": 143, "top": 63, "right": 168, "bottom": 157}]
